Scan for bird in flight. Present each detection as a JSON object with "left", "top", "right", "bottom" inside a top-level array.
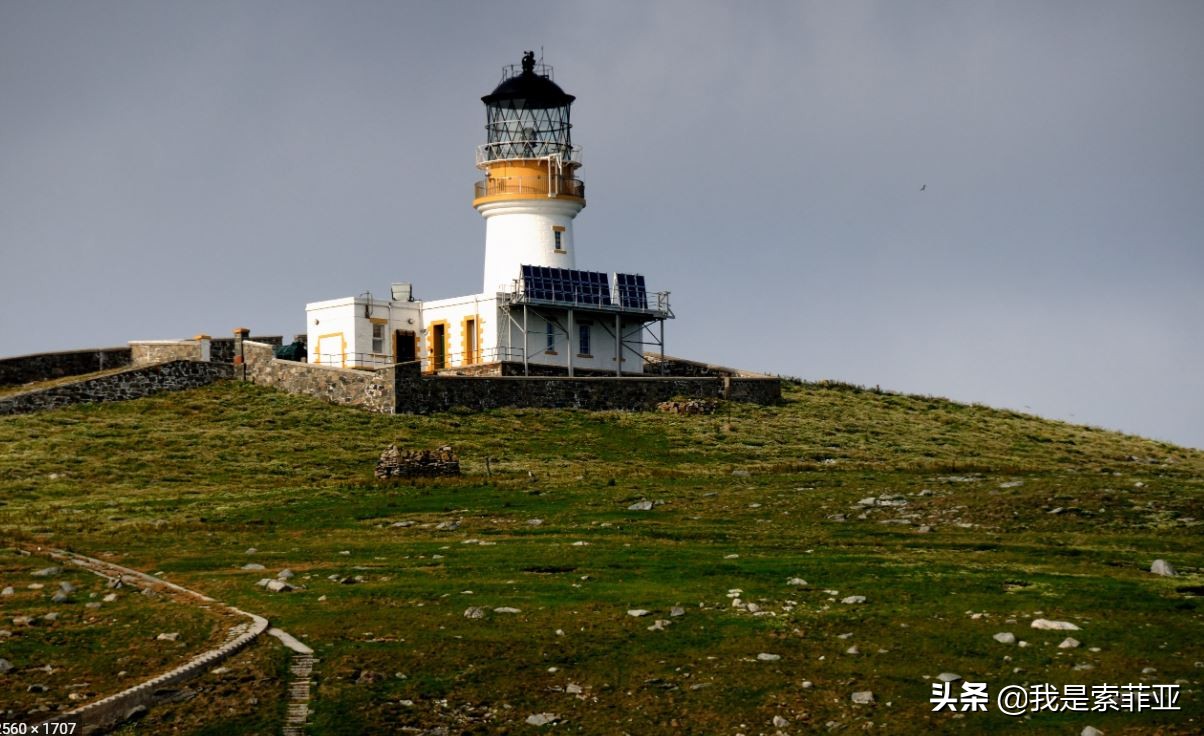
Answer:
[{"left": 920, "top": 184, "right": 927, "bottom": 191}]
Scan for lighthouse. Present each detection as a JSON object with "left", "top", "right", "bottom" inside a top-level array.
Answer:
[
  {"left": 304, "top": 52, "right": 671, "bottom": 376},
  {"left": 476, "top": 51, "right": 585, "bottom": 294}
]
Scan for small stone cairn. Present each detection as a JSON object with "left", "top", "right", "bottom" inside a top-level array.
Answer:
[
  {"left": 375, "top": 444, "right": 460, "bottom": 479},
  {"left": 656, "top": 398, "right": 719, "bottom": 415}
]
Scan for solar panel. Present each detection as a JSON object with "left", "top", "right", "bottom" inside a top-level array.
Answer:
[
  {"left": 520, "top": 265, "right": 612, "bottom": 306},
  {"left": 615, "top": 273, "right": 648, "bottom": 309}
]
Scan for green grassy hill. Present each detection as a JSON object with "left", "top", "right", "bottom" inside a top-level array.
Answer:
[{"left": 1, "top": 380, "right": 1201, "bottom": 734}]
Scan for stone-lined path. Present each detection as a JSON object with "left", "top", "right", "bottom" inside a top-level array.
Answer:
[{"left": 19, "top": 545, "right": 315, "bottom": 735}]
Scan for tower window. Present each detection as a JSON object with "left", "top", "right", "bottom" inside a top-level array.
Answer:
[
  {"left": 553, "top": 226, "right": 565, "bottom": 252},
  {"left": 545, "top": 320, "right": 556, "bottom": 352},
  {"left": 578, "top": 323, "right": 591, "bottom": 356}
]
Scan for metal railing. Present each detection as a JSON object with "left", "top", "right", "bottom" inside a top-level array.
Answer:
[
  {"left": 311, "top": 352, "right": 397, "bottom": 369},
  {"left": 476, "top": 142, "right": 582, "bottom": 167},
  {"left": 421, "top": 346, "right": 524, "bottom": 373},
  {"left": 474, "top": 174, "right": 584, "bottom": 200},
  {"left": 502, "top": 284, "right": 673, "bottom": 318}
]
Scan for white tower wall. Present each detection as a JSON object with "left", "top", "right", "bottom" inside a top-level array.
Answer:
[{"left": 478, "top": 198, "right": 584, "bottom": 294}]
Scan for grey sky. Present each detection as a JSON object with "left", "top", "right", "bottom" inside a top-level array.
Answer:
[{"left": 2, "top": 1, "right": 1201, "bottom": 448}]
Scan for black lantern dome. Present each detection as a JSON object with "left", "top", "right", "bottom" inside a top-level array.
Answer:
[{"left": 481, "top": 52, "right": 576, "bottom": 162}]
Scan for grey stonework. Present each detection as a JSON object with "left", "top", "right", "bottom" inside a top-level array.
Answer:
[
  {"left": 242, "top": 341, "right": 395, "bottom": 413},
  {"left": 210, "top": 336, "right": 283, "bottom": 364},
  {"left": 0, "top": 361, "right": 233, "bottom": 415},
  {"left": 130, "top": 341, "right": 205, "bottom": 366},
  {"left": 0, "top": 347, "right": 132, "bottom": 387}
]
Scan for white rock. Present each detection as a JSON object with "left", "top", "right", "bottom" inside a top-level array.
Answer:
[
  {"left": 156, "top": 632, "right": 179, "bottom": 641},
  {"left": 627, "top": 609, "right": 651, "bottom": 617},
  {"left": 494, "top": 607, "right": 521, "bottom": 614},
  {"left": 1059, "top": 637, "right": 1081, "bottom": 649},
  {"left": 1081, "top": 727, "right": 1103, "bottom": 736},
  {"left": 277, "top": 569, "right": 295, "bottom": 580},
  {"left": 802, "top": 680, "right": 813, "bottom": 688},
  {"left": 647, "top": 619, "right": 671, "bottom": 631},
  {"left": 1150, "top": 559, "right": 1176, "bottom": 577},
  {"left": 527, "top": 518, "right": 544, "bottom": 526},
  {"left": 526, "top": 713, "right": 558, "bottom": 726},
  {"left": 845, "top": 646, "right": 859, "bottom": 655},
  {"left": 565, "top": 683, "right": 583, "bottom": 695},
  {"left": 993, "top": 632, "right": 1016, "bottom": 645},
  {"left": 670, "top": 606, "right": 686, "bottom": 617},
  {"left": 841, "top": 595, "right": 866, "bottom": 604},
  {"left": 0, "top": 587, "right": 12, "bottom": 596},
  {"left": 464, "top": 607, "right": 485, "bottom": 619},
  {"left": 627, "top": 501, "right": 654, "bottom": 511},
  {"left": 103, "top": 593, "right": 117, "bottom": 602},
  {"left": 1031, "top": 619, "right": 1079, "bottom": 631},
  {"left": 786, "top": 577, "right": 808, "bottom": 587},
  {"left": 773, "top": 715, "right": 789, "bottom": 727},
  {"left": 0, "top": 659, "right": 11, "bottom": 674},
  {"left": 757, "top": 652, "right": 781, "bottom": 661},
  {"left": 266, "top": 579, "right": 294, "bottom": 592},
  {"left": 937, "top": 672, "right": 962, "bottom": 683},
  {"left": 851, "top": 690, "right": 875, "bottom": 705},
  {"left": 242, "top": 563, "right": 265, "bottom": 570}
]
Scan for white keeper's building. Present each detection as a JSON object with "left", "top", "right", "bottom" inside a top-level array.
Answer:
[{"left": 305, "top": 52, "right": 672, "bottom": 376}]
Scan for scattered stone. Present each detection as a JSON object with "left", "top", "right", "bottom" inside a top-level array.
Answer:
[
  {"left": 731, "top": 469, "right": 751, "bottom": 477},
  {"left": 851, "top": 691, "right": 875, "bottom": 705},
  {"left": 786, "top": 577, "right": 808, "bottom": 587},
  {"left": 773, "top": 715, "right": 790, "bottom": 728},
  {"left": 658, "top": 398, "right": 719, "bottom": 415},
  {"left": 58, "top": 582, "right": 75, "bottom": 594},
  {"left": 265, "top": 580, "right": 294, "bottom": 592},
  {"left": 42, "top": 612, "right": 59, "bottom": 622},
  {"left": 845, "top": 646, "right": 860, "bottom": 655},
  {"left": 802, "top": 680, "right": 813, "bottom": 689},
  {"left": 156, "top": 632, "right": 179, "bottom": 641},
  {"left": 28, "top": 583, "right": 44, "bottom": 590},
  {"left": 1141, "top": 667, "right": 1157, "bottom": 674},
  {"left": 526, "top": 713, "right": 559, "bottom": 726},
  {"left": 464, "top": 607, "right": 486, "bottom": 620},
  {"left": 937, "top": 672, "right": 963, "bottom": 683},
  {"left": 0, "top": 587, "right": 12, "bottom": 596},
  {"left": 627, "top": 609, "right": 651, "bottom": 617},
  {"left": 757, "top": 653, "right": 781, "bottom": 662},
  {"left": 1150, "top": 559, "right": 1176, "bottom": 577},
  {"left": 565, "top": 682, "right": 583, "bottom": 695},
  {"left": 857, "top": 497, "right": 877, "bottom": 507},
  {"left": 527, "top": 518, "right": 544, "bottom": 526},
  {"left": 245, "top": 548, "right": 257, "bottom": 554},
  {"left": 627, "top": 500, "right": 654, "bottom": 511},
  {"left": 434, "top": 521, "right": 460, "bottom": 531},
  {"left": 31, "top": 567, "right": 61, "bottom": 577},
  {"left": 277, "top": 569, "right": 295, "bottom": 580},
  {"left": 242, "top": 563, "right": 265, "bottom": 571},
  {"left": 647, "top": 619, "right": 671, "bottom": 631},
  {"left": 0, "top": 658, "right": 11, "bottom": 674},
  {"left": 841, "top": 595, "right": 866, "bottom": 604},
  {"left": 1081, "top": 727, "right": 1103, "bottom": 736},
  {"left": 375, "top": 444, "right": 459, "bottom": 479},
  {"left": 999, "top": 481, "right": 1024, "bottom": 488},
  {"left": 1059, "top": 638, "right": 1081, "bottom": 649},
  {"left": 1031, "top": 619, "right": 1079, "bottom": 631},
  {"left": 669, "top": 606, "right": 686, "bottom": 617},
  {"left": 51, "top": 592, "right": 69, "bottom": 603},
  {"left": 993, "top": 632, "right": 1016, "bottom": 645},
  {"left": 12, "top": 616, "right": 34, "bottom": 626},
  {"left": 494, "top": 607, "right": 521, "bottom": 614},
  {"left": 85, "top": 602, "right": 101, "bottom": 609}
]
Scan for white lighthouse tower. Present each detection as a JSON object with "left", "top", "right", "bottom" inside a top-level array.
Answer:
[
  {"left": 475, "top": 52, "right": 585, "bottom": 294},
  {"left": 304, "top": 52, "right": 671, "bottom": 376}
]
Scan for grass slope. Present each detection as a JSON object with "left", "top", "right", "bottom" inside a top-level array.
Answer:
[{"left": 1, "top": 380, "right": 1201, "bottom": 734}]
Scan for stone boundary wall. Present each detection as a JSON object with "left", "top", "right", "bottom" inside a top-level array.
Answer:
[
  {"left": 0, "top": 347, "right": 132, "bottom": 387},
  {"left": 394, "top": 374, "right": 781, "bottom": 414},
  {"left": 643, "top": 353, "right": 771, "bottom": 378},
  {"left": 29, "top": 547, "right": 270, "bottom": 735},
  {"left": 0, "top": 360, "right": 233, "bottom": 415},
  {"left": 129, "top": 340, "right": 205, "bottom": 366},
  {"left": 210, "top": 335, "right": 283, "bottom": 364},
  {"left": 241, "top": 341, "right": 396, "bottom": 413}
]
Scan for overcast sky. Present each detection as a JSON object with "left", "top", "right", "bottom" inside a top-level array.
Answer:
[{"left": 1, "top": 1, "right": 1201, "bottom": 448}]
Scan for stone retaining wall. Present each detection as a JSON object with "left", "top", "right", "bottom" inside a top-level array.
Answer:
[
  {"left": 0, "top": 347, "right": 131, "bottom": 387},
  {"left": 394, "top": 374, "right": 780, "bottom": 414},
  {"left": 241, "top": 341, "right": 395, "bottom": 414},
  {"left": 0, "top": 361, "right": 233, "bottom": 415}
]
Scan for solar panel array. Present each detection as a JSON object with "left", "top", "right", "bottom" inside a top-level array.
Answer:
[
  {"left": 521, "top": 265, "right": 612, "bottom": 306},
  {"left": 615, "top": 273, "right": 648, "bottom": 309}
]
